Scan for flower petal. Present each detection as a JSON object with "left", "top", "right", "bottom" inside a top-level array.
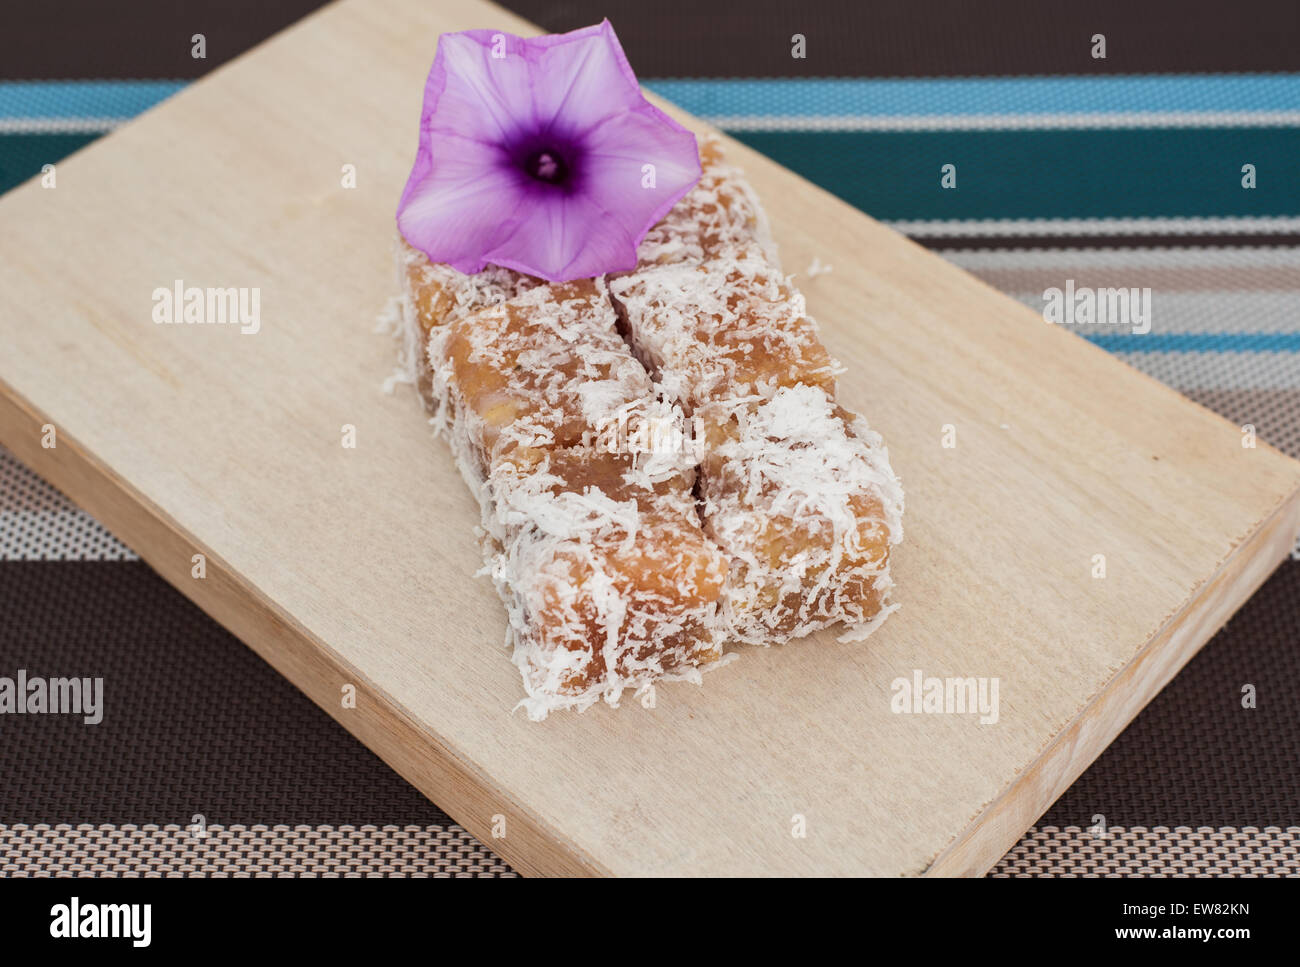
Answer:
[
  {"left": 578, "top": 108, "right": 702, "bottom": 242},
  {"left": 485, "top": 190, "right": 639, "bottom": 281},
  {"left": 397, "top": 134, "right": 525, "bottom": 275},
  {"left": 424, "top": 31, "right": 537, "bottom": 146},
  {"left": 528, "top": 21, "right": 649, "bottom": 136}
]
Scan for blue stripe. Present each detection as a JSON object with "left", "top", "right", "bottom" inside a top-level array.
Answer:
[
  {"left": 1084, "top": 332, "right": 1300, "bottom": 353},
  {"left": 0, "top": 80, "right": 186, "bottom": 119},
  {"left": 6, "top": 76, "right": 1293, "bottom": 122},
  {"left": 644, "top": 75, "right": 1300, "bottom": 118}
]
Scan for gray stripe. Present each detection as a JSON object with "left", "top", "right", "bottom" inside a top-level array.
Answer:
[
  {"left": 1107, "top": 350, "right": 1300, "bottom": 393},
  {"left": 995, "top": 291, "right": 1300, "bottom": 336},
  {"left": 3, "top": 823, "right": 1293, "bottom": 877}
]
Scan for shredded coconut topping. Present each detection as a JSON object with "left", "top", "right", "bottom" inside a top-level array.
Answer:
[
  {"left": 609, "top": 256, "right": 841, "bottom": 412},
  {"left": 389, "top": 135, "right": 905, "bottom": 719},
  {"left": 696, "top": 385, "right": 904, "bottom": 644},
  {"left": 421, "top": 273, "right": 727, "bottom": 719}
]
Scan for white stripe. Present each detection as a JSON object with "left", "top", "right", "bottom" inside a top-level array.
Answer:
[
  {"left": 891, "top": 215, "right": 1300, "bottom": 238},
  {"left": 708, "top": 111, "right": 1300, "bottom": 132},
  {"left": 0, "top": 116, "right": 124, "bottom": 134}
]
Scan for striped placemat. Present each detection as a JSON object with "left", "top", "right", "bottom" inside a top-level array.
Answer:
[{"left": 2, "top": 0, "right": 1297, "bottom": 877}]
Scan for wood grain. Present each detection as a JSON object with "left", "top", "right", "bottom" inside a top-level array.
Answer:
[{"left": 1, "top": 0, "right": 1297, "bottom": 876}]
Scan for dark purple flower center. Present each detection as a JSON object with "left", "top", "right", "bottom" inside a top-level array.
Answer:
[
  {"left": 524, "top": 148, "right": 570, "bottom": 185},
  {"left": 507, "top": 129, "right": 583, "bottom": 194}
]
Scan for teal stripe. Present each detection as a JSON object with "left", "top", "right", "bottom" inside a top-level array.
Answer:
[
  {"left": 1085, "top": 332, "right": 1300, "bottom": 352},
  {"left": 645, "top": 75, "right": 1300, "bottom": 119},
  {"left": 732, "top": 128, "right": 1300, "bottom": 221},
  {"left": 0, "top": 80, "right": 185, "bottom": 119},
  {"left": 0, "top": 132, "right": 100, "bottom": 194},
  {"left": 2, "top": 76, "right": 1295, "bottom": 122}
]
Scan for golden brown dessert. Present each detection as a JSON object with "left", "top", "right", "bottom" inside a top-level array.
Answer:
[
  {"left": 393, "top": 135, "right": 902, "bottom": 717},
  {"left": 398, "top": 241, "right": 543, "bottom": 408},
  {"left": 483, "top": 447, "right": 728, "bottom": 714},
  {"left": 429, "top": 279, "right": 727, "bottom": 718},
  {"left": 695, "top": 385, "right": 903, "bottom": 644},
  {"left": 430, "top": 278, "right": 651, "bottom": 479},
  {"left": 611, "top": 257, "right": 902, "bottom": 645},
  {"left": 608, "top": 256, "right": 838, "bottom": 413}
]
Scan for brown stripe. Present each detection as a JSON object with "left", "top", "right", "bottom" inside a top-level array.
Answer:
[
  {"left": 4, "top": 557, "right": 1299, "bottom": 829},
  {"left": 508, "top": 0, "right": 1300, "bottom": 77},
  {"left": 3, "top": 0, "right": 1297, "bottom": 81},
  {"left": 1039, "top": 559, "right": 1300, "bottom": 828},
  {"left": 0, "top": 0, "right": 328, "bottom": 80},
  {"left": 0, "top": 561, "right": 451, "bottom": 826}
]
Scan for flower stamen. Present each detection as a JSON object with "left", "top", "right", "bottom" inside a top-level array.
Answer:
[{"left": 526, "top": 149, "right": 569, "bottom": 185}]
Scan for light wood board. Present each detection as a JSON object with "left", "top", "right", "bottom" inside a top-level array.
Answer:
[{"left": 2, "top": 0, "right": 1298, "bottom": 876}]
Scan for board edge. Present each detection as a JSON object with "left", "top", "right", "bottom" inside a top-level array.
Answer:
[
  {"left": 923, "top": 484, "right": 1300, "bottom": 877},
  {"left": 0, "top": 375, "right": 610, "bottom": 878}
]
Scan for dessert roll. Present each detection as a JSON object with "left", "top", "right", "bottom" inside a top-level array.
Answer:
[
  {"left": 431, "top": 279, "right": 728, "bottom": 717},
  {"left": 611, "top": 257, "right": 903, "bottom": 645},
  {"left": 397, "top": 240, "right": 542, "bottom": 409},
  {"left": 695, "top": 385, "right": 904, "bottom": 645},
  {"left": 485, "top": 446, "right": 728, "bottom": 719},
  {"left": 608, "top": 255, "right": 839, "bottom": 413},
  {"left": 429, "top": 277, "right": 653, "bottom": 485}
]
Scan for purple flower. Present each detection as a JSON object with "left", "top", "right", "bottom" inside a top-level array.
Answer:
[{"left": 396, "top": 21, "right": 701, "bottom": 283}]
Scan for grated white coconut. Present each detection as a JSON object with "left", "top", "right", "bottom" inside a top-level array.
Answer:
[
  {"left": 697, "top": 385, "right": 904, "bottom": 644},
  {"left": 388, "top": 136, "right": 904, "bottom": 718}
]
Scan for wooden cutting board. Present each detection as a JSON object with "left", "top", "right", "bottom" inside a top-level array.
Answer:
[{"left": 2, "top": 0, "right": 1297, "bottom": 877}]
